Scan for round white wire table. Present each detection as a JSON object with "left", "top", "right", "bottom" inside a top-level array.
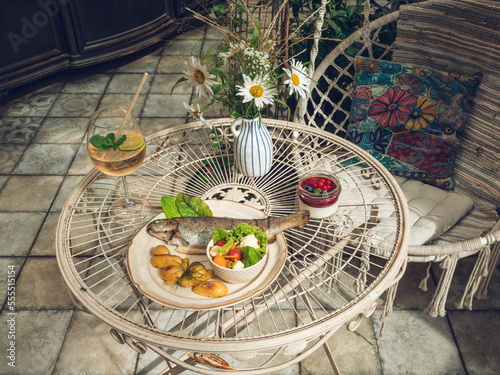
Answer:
[{"left": 56, "top": 118, "right": 409, "bottom": 374}]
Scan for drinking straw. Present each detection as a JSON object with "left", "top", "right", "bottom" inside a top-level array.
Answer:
[{"left": 116, "top": 72, "right": 148, "bottom": 138}]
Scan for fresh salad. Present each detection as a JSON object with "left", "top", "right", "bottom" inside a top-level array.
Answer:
[{"left": 209, "top": 223, "right": 269, "bottom": 269}]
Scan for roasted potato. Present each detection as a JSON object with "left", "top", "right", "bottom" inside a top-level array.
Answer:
[
  {"left": 159, "top": 265, "right": 185, "bottom": 285},
  {"left": 192, "top": 281, "right": 228, "bottom": 298},
  {"left": 188, "top": 262, "right": 207, "bottom": 278},
  {"left": 179, "top": 275, "right": 200, "bottom": 287},
  {"left": 152, "top": 245, "right": 170, "bottom": 255},
  {"left": 178, "top": 262, "right": 214, "bottom": 287},
  {"left": 150, "top": 255, "right": 182, "bottom": 268},
  {"left": 199, "top": 269, "right": 214, "bottom": 282}
]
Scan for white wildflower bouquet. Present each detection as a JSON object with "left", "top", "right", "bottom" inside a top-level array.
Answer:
[{"left": 175, "top": 5, "right": 312, "bottom": 125}]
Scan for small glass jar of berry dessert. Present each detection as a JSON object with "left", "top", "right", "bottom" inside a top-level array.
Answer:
[{"left": 297, "top": 170, "right": 341, "bottom": 219}]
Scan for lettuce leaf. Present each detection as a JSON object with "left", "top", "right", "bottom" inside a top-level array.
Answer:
[
  {"left": 253, "top": 230, "right": 268, "bottom": 250},
  {"left": 229, "top": 222, "right": 253, "bottom": 241},
  {"left": 160, "top": 193, "right": 213, "bottom": 218},
  {"left": 213, "top": 227, "right": 229, "bottom": 244},
  {"left": 176, "top": 193, "right": 213, "bottom": 217},
  {"left": 240, "top": 246, "right": 261, "bottom": 268},
  {"left": 229, "top": 223, "right": 269, "bottom": 247},
  {"left": 217, "top": 238, "right": 234, "bottom": 256},
  {"left": 161, "top": 196, "right": 180, "bottom": 219}
]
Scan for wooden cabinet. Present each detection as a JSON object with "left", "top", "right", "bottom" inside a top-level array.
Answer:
[
  {"left": 0, "top": 0, "right": 68, "bottom": 90},
  {"left": 63, "top": 0, "right": 174, "bottom": 65},
  {"left": 0, "top": 0, "right": 211, "bottom": 93}
]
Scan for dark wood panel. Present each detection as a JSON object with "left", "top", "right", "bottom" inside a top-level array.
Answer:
[
  {"left": 69, "top": 0, "right": 171, "bottom": 52},
  {"left": 0, "top": 1, "right": 66, "bottom": 68}
]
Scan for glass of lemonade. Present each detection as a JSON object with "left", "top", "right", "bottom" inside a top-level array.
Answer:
[{"left": 87, "top": 107, "right": 150, "bottom": 222}]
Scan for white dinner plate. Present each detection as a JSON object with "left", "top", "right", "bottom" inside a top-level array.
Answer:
[{"left": 126, "top": 200, "right": 287, "bottom": 310}]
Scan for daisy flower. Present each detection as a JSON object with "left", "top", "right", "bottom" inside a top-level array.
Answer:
[
  {"left": 284, "top": 59, "right": 311, "bottom": 99},
  {"left": 236, "top": 75, "right": 277, "bottom": 110},
  {"left": 183, "top": 56, "right": 218, "bottom": 98},
  {"left": 183, "top": 102, "right": 212, "bottom": 128}
]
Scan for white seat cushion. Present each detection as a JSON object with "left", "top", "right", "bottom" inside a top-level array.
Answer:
[
  {"left": 394, "top": 176, "right": 474, "bottom": 246},
  {"left": 317, "top": 163, "right": 473, "bottom": 250}
]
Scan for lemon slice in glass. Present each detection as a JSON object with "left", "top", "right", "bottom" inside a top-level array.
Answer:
[{"left": 118, "top": 134, "right": 145, "bottom": 151}]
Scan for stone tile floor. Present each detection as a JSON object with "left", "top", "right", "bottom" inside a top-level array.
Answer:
[{"left": 0, "top": 25, "right": 499, "bottom": 375}]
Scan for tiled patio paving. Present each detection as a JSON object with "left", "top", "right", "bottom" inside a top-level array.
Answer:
[{"left": 0, "top": 25, "right": 499, "bottom": 375}]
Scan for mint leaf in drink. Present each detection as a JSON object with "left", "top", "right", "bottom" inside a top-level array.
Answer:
[
  {"left": 106, "top": 133, "right": 115, "bottom": 143},
  {"left": 89, "top": 134, "right": 112, "bottom": 150},
  {"left": 89, "top": 133, "right": 128, "bottom": 151},
  {"left": 114, "top": 135, "right": 127, "bottom": 150}
]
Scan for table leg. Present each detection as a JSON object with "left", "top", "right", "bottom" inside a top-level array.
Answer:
[
  {"left": 297, "top": 283, "right": 342, "bottom": 375},
  {"left": 66, "top": 287, "right": 91, "bottom": 313}
]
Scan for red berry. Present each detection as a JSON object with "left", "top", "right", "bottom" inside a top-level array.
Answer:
[
  {"left": 320, "top": 178, "right": 326, "bottom": 183},
  {"left": 326, "top": 179, "right": 332, "bottom": 185},
  {"left": 318, "top": 181, "right": 324, "bottom": 188},
  {"left": 312, "top": 182, "right": 318, "bottom": 188}
]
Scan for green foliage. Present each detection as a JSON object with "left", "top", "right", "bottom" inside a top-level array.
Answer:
[{"left": 289, "top": 0, "right": 404, "bottom": 66}]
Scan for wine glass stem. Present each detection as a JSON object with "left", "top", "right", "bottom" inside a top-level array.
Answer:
[{"left": 122, "top": 176, "right": 134, "bottom": 207}]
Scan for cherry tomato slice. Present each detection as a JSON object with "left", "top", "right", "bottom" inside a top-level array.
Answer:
[
  {"left": 215, "top": 240, "right": 227, "bottom": 247},
  {"left": 226, "top": 248, "right": 242, "bottom": 261},
  {"left": 224, "top": 254, "right": 238, "bottom": 262}
]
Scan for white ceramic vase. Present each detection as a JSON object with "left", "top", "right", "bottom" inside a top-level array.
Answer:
[{"left": 230, "top": 117, "right": 274, "bottom": 177}]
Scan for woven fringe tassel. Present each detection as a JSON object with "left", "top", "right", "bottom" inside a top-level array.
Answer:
[
  {"left": 455, "top": 246, "right": 491, "bottom": 310},
  {"left": 424, "top": 254, "right": 459, "bottom": 317},
  {"left": 355, "top": 250, "right": 370, "bottom": 293},
  {"left": 379, "top": 282, "right": 399, "bottom": 337},
  {"left": 418, "top": 262, "right": 432, "bottom": 292},
  {"left": 477, "top": 242, "right": 500, "bottom": 299}
]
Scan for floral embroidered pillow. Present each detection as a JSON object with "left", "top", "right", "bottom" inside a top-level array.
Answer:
[{"left": 346, "top": 57, "right": 481, "bottom": 189}]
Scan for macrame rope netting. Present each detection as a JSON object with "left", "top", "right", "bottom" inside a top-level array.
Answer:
[{"left": 294, "top": 11, "right": 400, "bottom": 133}]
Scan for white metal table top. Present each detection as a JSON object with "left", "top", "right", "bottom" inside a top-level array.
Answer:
[{"left": 56, "top": 118, "right": 409, "bottom": 372}]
